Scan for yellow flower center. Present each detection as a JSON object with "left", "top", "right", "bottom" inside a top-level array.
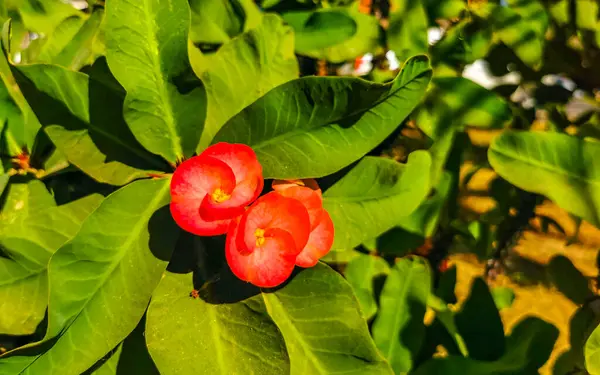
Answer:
[
  {"left": 254, "top": 228, "right": 266, "bottom": 247},
  {"left": 211, "top": 188, "right": 231, "bottom": 203}
]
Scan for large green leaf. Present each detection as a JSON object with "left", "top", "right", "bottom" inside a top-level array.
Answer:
[
  {"left": 189, "top": 0, "right": 261, "bottom": 44},
  {"left": 387, "top": 0, "right": 428, "bottom": 62},
  {"left": 146, "top": 271, "right": 289, "bottom": 375},
  {"left": 263, "top": 263, "right": 393, "bottom": 375},
  {"left": 282, "top": 9, "right": 357, "bottom": 53},
  {"left": 323, "top": 152, "right": 432, "bottom": 250},
  {"left": 415, "top": 77, "right": 511, "bottom": 139},
  {"left": 0, "top": 178, "right": 180, "bottom": 374},
  {"left": 586, "top": 323, "right": 600, "bottom": 374},
  {"left": 215, "top": 55, "right": 432, "bottom": 178},
  {"left": 195, "top": 14, "right": 299, "bottom": 150},
  {"left": 12, "top": 58, "right": 168, "bottom": 185},
  {"left": 412, "top": 317, "right": 558, "bottom": 374},
  {"left": 489, "top": 131, "right": 600, "bottom": 227},
  {"left": 344, "top": 253, "right": 390, "bottom": 320},
  {"left": 0, "top": 181, "right": 102, "bottom": 335},
  {"left": 105, "top": 0, "right": 206, "bottom": 162},
  {"left": 294, "top": 9, "right": 382, "bottom": 63},
  {"left": 371, "top": 257, "right": 431, "bottom": 374}
]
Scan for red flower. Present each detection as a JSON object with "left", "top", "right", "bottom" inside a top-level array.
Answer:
[
  {"left": 170, "top": 143, "right": 263, "bottom": 236},
  {"left": 273, "top": 179, "right": 334, "bottom": 267},
  {"left": 226, "top": 192, "right": 311, "bottom": 288}
]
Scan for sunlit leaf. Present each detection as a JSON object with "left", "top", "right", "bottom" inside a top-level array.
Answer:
[
  {"left": 215, "top": 55, "right": 432, "bottom": 178},
  {"left": 324, "top": 152, "right": 432, "bottom": 250},
  {"left": 105, "top": 0, "right": 207, "bottom": 162},
  {"left": 146, "top": 271, "right": 289, "bottom": 375},
  {"left": 489, "top": 131, "right": 600, "bottom": 227}
]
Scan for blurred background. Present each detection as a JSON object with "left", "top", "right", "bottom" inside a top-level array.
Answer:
[{"left": 1, "top": 0, "right": 600, "bottom": 374}]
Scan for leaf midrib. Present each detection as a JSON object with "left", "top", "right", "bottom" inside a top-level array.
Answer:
[
  {"left": 263, "top": 293, "right": 329, "bottom": 375},
  {"left": 139, "top": 0, "right": 183, "bottom": 160}
]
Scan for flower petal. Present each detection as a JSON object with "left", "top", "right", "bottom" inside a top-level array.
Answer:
[
  {"left": 226, "top": 220, "right": 297, "bottom": 288},
  {"left": 200, "top": 143, "right": 264, "bottom": 220},
  {"left": 295, "top": 209, "right": 335, "bottom": 268},
  {"left": 237, "top": 192, "right": 311, "bottom": 253},
  {"left": 170, "top": 155, "right": 236, "bottom": 236},
  {"left": 203, "top": 143, "right": 263, "bottom": 188},
  {"left": 274, "top": 185, "right": 323, "bottom": 230}
]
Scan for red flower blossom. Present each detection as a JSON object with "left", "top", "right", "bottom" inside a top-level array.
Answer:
[
  {"left": 226, "top": 192, "right": 311, "bottom": 288},
  {"left": 273, "top": 179, "right": 334, "bottom": 267},
  {"left": 170, "top": 143, "right": 263, "bottom": 236}
]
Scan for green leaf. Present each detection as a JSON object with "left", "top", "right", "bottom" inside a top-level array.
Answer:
[
  {"left": 0, "top": 181, "right": 102, "bottom": 335},
  {"left": 344, "top": 253, "right": 390, "bottom": 320},
  {"left": 455, "top": 278, "right": 505, "bottom": 361},
  {"left": 323, "top": 152, "right": 432, "bottom": 250},
  {"left": 294, "top": 9, "right": 382, "bottom": 63},
  {"left": 263, "top": 263, "right": 393, "bottom": 375},
  {"left": 105, "top": 0, "right": 206, "bottom": 162},
  {"left": 489, "top": 131, "right": 600, "bottom": 227},
  {"left": 146, "top": 271, "right": 289, "bottom": 375},
  {"left": 586, "top": 324, "right": 600, "bottom": 374},
  {"left": 372, "top": 257, "right": 431, "bottom": 374},
  {"left": 0, "top": 178, "right": 180, "bottom": 374},
  {"left": 415, "top": 77, "right": 511, "bottom": 139},
  {"left": 490, "top": 287, "right": 515, "bottom": 310},
  {"left": 195, "top": 14, "right": 299, "bottom": 150},
  {"left": 282, "top": 9, "right": 357, "bottom": 53},
  {"left": 12, "top": 58, "right": 168, "bottom": 185},
  {"left": 189, "top": 0, "right": 261, "bottom": 44},
  {"left": 215, "top": 55, "right": 432, "bottom": 178},
  {"left": 387, "top": 0, "right": 428, "bottom": 62}
]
